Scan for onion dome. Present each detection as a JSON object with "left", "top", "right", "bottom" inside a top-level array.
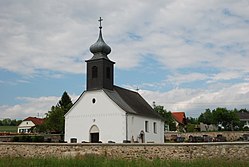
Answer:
[{"left": 90, "top": 17, "right": 111, "bottom": 56}]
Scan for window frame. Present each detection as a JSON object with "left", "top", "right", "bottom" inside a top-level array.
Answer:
[
  {"left": 145, "top": 121, "right": 149, "bottom": 132},
  {"left": 153, "top": 122, "right": 157, "bottom": 134}
]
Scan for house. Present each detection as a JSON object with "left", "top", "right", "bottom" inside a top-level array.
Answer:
[
  {"left": 64, "top": 18, "right": 164, "bottom": 143},
  {"left": 171, "top": 112, "right": 187, "bottom": 132},
  {"left": 237, "top": 112, "right": 249, "bottom": 129},
  {"left": 17, "top": 117, "right": 44, "bottom": 133}
]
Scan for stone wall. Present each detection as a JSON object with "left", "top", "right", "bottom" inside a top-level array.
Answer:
[
  {"left": 165, "top": 131, "right": 249, "bottom": 141},
  {"left": 0, "top": 142, "right": 248, "bottom": 160}
]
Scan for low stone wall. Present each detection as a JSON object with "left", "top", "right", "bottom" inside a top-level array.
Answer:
[
  {"left": 0, "top": 142, "right": 248, "bottom": 160},
  {"left": 165, "top": 131, "right": 249, "bottom": 141}
]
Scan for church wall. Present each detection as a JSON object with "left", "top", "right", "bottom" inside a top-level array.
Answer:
[
  {"left": 65, "top": 90, "right": 126, "bottom": 143},
  {"left": 127, "top": 115, "right": 164, "bottom": 143}
]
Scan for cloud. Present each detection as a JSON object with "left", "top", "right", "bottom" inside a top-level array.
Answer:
[
  {"left": 0, "top": 94, "right": 79, "bottom": 120},
  {"left": 1, "top": 0, "right": 248, "bottom": 77},
  {"left": 1, "top": 0, "right": 249, "bottom": 119},
  {"left": 139, "top": 82, "right": 249, "bottom": 117},
  {"left": 166, "top": 73, "right": 208, "bottom": 86}
]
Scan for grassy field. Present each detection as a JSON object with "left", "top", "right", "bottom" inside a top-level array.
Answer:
[
  {"left": 0, "top": 155, "right": 248, "bottom": 167},
  {"left": 0, "top": 126, "right": 17, "bottom": 132}
]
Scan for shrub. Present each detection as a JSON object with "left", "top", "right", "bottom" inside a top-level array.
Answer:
[{"left": 31, "top": 136, "right": 44, "bottom": 142}]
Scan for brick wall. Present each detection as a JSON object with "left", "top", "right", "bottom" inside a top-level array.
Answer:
[{"left": 0, "top": 142, "right": 248, "bottom": 160}]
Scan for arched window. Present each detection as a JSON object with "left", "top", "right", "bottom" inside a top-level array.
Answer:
[
  {"left": 92, "top": 66, "right": 98, "bottom": 78},
  {"left": 106, "top": 67, "right": 111, "bottom": 79}
]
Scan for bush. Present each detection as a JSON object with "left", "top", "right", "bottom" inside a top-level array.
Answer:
[
  {"left": 12, "top": 136, "right": 19, "bottom": 142},
  {"left": 12, "top": 135, "right": 44, "bottom": 142},
  {"left": 19, "top": 135, "right": 32, "bottom": 142},
  {"left": 31, "top": 136, "right": 44, "bottom": 142}
]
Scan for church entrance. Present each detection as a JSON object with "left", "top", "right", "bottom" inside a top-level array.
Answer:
[
  {"left": 89, "top": 125, "right": 100, "bottom": 143},
  {"left": 90, "top": 133, "right": 99, "bottom": 143},
  {"left": 139, "top": 130, "right": 145, "bottom": 143}
]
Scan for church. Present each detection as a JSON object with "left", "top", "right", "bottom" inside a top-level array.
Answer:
[{"left": 64, "top": 18, "right": 164, "bottom": 143}]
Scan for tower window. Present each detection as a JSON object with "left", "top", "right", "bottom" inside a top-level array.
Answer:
[
  {"left": 106, "top": 67, "right": 111, "bottom": 79},
  {"left": 92, "top": 66, "right": 98, "bottom": 78}
]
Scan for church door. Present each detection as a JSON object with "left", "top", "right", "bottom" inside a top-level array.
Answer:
[
  {"left": 89, "top": 125, "right": 100, "bottom": 143},
  {"left": 140, "top": 130, "right": 145, "bottom": 143}
]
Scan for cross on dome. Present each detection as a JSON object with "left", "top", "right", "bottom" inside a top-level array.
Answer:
[{"left": 98, "top": 17, "right": 103, "bottom": 29}]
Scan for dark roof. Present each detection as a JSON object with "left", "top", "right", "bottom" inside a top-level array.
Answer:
[
  {"left": 23, "top": 117, "right": 45, "bottom": 125},
  {"left": 237, "top": 112, "right": 249, "bottom": 120},
  {"left": 104, "top": 86, "right": 163, "bottom": 120}
]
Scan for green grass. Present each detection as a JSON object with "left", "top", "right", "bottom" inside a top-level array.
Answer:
[
  {"left": 0, "top": 126, "right": 17, "bottom": 132},
  {"left": 0, "top": 155, "right": 248, "bottom": 167}
]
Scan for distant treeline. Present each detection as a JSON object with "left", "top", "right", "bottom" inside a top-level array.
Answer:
[{"left": 0, "top": 119, "right": 22, "bottom": 126}]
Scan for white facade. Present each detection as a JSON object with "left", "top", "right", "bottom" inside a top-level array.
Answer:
[
  {"left": 65, "top": 20, "right": 164, "bottom": 143},
  {"left": 65, "top": 90, "right": 164, "bottom": 143},
  {"left": 17, "top": 120, "right": 35, "bottom": 133},
  {"left": 126, "top": 115, "right": 164, "bottom": 143}
]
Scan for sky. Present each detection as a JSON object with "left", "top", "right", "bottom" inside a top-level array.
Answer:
[{"left": 0, "top": 0, "right": 249, "bottom": 119}]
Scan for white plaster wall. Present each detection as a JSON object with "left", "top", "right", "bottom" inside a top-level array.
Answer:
[
  {"left": 18, "top": 121, "right": 35, "bottom": 128},
  {"left": 127, "top": 115, "right": 164, "bottom": 143},
  {"left": 65, "top": 90, "right": 126, "bottom": 143},
  {"left": 17, "top": 121, "right": 35, "bottom": 133}
]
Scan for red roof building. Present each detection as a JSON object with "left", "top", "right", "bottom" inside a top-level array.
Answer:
[
  {"left": 171, "top": 112, "right": 186, "bottom": 125},
  {"left": 171, "top": 112, "right": 187, "bottom": 132},
  {"left": 18, "top": 117, "right": 45, "bottom": 133},
  {"left": 23, "top": 117, "right": 45, "bottom": 125}
]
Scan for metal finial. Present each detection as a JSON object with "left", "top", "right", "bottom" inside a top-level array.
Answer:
[{"left": 98, "top": 17, "right": 103, "bottom": 29}]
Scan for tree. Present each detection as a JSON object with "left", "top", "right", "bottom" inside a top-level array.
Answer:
[
  {"left": 198, "top": 109, "right": 214, "bottom": 125},
  {"left": 42, "top": 91, "right": 73, "bottom": 134},
  {"left": 186, "top": 117, "right": 198, "bottom": 124},
  {"left": 45, "top": 106, "right": 65, "bottom": 133},
  {"left": 199, "top": 108, "right": 240, "bottom": 131},
  {"left": 153, "top": 102, "right": 176, "bottom": 131},
  {"left": 2, "top": 118, "right": 11, "bottom": 126},
  {"left": 186, "top": 117, "right": 199, "bottom": 132},
  {"left": 58, "top": 91, "right": 73, "bottom": 115}
]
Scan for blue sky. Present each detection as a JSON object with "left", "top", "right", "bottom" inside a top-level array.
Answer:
[{"left": 1, "top": 0, "right": 249, "bottom": 119}]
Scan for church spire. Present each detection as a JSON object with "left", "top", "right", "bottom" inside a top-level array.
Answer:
[
  {"left": 86, "top": 17, "right": 115, "bottom": 91},
  {"left": 89, "top": 17, "right": 111, "bottom": 58}
]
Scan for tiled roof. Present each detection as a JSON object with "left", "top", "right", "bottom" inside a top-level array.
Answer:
[
  {"left": 237, "top": 112, "right": 249, "bottom": 120},
  {"left": 171, "top": 112, "right": 186, "bottom": 125},
  {"left": 23, "top": 117, "right": 45, "bottom": 125},
  {"left": 104, "top": 86, "right": 164, "bottom": 120},
  {"left": 67, "top": 85, "right": 164, "bottom": 120}
]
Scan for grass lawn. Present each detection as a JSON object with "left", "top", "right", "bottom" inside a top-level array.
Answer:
[
  {"left": 0, "top": 155, "right": 248, "bottom": 167},
  {"left": 0, "top": 126, "right": 17, "bottom": 132}
]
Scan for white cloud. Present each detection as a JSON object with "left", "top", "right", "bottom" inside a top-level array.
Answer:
[
  {"left": 1, "top": 0, "right": 248, "bottom": 76},
  {"left": 166, "top": 73, "right": 208, "bottom": 86},
  {"left": 0, "top": 94, "right": 79, "bottom": 120},
  {"left": 1, "top": 0, "right": 249, "bottom": 119},
  {"left": 140, "top": 82, "right": 249, "bottom": 117}
]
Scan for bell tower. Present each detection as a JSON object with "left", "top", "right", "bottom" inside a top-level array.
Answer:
[{"left": 86, "top": 17, "right": 115, "bottom": 91}]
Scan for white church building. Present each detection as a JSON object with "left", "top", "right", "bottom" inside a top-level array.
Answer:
[{"left": 64, "top": 18, "right": 164, "bottom": 143}]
